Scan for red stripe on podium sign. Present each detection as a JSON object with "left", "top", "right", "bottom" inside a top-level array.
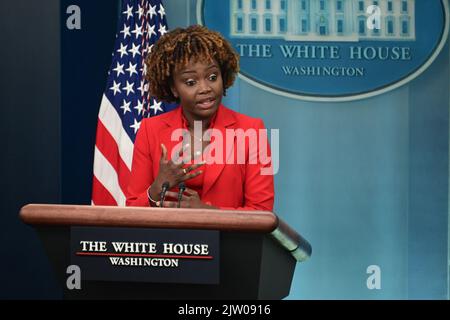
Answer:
[{"left": 76, "top": 252, "right": 214, "bottom": 260}]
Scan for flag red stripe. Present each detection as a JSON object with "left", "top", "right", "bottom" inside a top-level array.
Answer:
[
  {"left": 95, "top": 119, "right": 131, "bottom": 198},
  {"left": 92, "top": 175, "right": 118, "bottom": 206}
]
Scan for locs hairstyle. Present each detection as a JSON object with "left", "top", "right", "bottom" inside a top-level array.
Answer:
[{"left": 144, "top": 25, "right": 240, "bottom": 103}]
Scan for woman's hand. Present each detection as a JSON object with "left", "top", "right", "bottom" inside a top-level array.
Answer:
[
  {"left": 162, "top": 188, "right": 218, "bottom": 209},
  {"left": 149, "top": 144, "right": 204, "bottom": 201}
]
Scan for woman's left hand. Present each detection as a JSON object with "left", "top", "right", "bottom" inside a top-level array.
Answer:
[{"left": 162, "top": 188, "right": 217, "bottom": 209}]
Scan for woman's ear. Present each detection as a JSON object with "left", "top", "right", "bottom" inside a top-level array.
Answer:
[{"left": 170, "top": 85, "right": 179, "bottom": 99}]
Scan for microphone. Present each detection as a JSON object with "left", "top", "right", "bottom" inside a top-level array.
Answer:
[
  {"left": 177, "top": 182, "right": 186, "bottom": 208},
  {"left": 159, "top": 182, "right": 170, "bottom": 208}
]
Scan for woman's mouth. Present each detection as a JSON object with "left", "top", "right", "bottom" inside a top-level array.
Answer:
[{"left": 196, "top": 97, "right": 216, "bottom": 110}]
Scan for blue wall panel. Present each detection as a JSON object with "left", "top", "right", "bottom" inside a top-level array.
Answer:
[{"left": 192, "top": 0, "right": 450, "bottom": 299}]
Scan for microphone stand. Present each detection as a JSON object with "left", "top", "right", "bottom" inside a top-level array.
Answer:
[{"left": 159, "top": 182, "right": 170, "bottom": 208}]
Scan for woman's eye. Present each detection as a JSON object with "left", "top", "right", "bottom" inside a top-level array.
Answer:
[
  {"left": 185, "top": 80, "right": 196, "bottom": 86},
  {"left": 209, "top": 74, "right": 217, "bottom": 81}
]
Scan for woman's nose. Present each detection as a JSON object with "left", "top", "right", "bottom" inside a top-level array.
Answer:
[{"left": 198, "top": 80, "right": 212, "bottom": 94}]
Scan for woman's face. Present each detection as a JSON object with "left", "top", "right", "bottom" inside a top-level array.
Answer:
[{"left": 171, "top": 59, "right": 223, "bottom": 121}]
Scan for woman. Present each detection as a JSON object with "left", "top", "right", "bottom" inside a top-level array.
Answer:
[{"left": 126, "top": 25, "right": 274, "bottom": 211}]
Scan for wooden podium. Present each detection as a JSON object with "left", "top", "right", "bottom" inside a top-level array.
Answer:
[{"left": 20, "top": 204, "right": 311, "bottom": 300}]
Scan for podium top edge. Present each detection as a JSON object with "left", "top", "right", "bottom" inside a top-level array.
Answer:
[{"left": 19, "top": 203, "right": 278, "bottom": 233}]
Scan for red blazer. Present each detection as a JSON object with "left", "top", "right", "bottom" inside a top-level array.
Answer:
[{"left": 126, "top": 104, "right": 274, "bottom": 211}]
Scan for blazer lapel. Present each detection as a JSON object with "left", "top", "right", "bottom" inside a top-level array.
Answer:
[{"left": 160, "top": 106, "right": 184, "bottom": 161}]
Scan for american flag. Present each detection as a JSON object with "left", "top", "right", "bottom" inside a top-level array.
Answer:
[{"left": 92, "top": 0, "right": 175, "bottom": 206}]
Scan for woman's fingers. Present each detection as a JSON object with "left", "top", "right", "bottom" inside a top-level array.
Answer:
[
  {"left": 164, "top": 191, "right": 189, "bottom": 201},
  {"left": 161, "top": 201, "right": 178, "bottom": 208},
  {"left": 181, "top": 170, "right": 203, "bottom": 181},
  {"left": 187, "top": 161, "right": 205, "bottom": 172},
  {"left": 160, "top": 144, "right": 206, "bottom": 183},
  {"left": 183, "top": 187, "right": 199, "bottom": 196},
  {"left": 160, "top": 188, "right": 201, "bottom": 208},
  {"left": 176, "top": 161, "right": 205, "bottom": 177}
]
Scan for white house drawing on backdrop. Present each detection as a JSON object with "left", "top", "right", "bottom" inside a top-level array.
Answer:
[{"left": 230, "top": 0, "right": 416, "bottom": 41}]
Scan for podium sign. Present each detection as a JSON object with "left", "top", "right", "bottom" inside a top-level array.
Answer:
[
  {"left": 20, "top": 204, "right": 311, "bottom": 299},
  {"left": 71, "top": 227, "right": 220, "bottom": 284}
]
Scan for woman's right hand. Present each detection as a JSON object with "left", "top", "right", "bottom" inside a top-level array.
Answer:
[{"left": 149, "top": 143, "right": 204, "bottom": 201}]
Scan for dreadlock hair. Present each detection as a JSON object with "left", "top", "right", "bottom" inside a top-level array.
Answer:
[{"left": 144, "top": 25, "right": 240, "bottom": 103}]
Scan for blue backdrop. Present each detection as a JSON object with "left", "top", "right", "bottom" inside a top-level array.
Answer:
[{"left": 165, "top": 0, "right": 450, "bottom": 299}]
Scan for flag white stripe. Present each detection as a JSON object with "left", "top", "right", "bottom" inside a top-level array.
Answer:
[
  {"left": 93, "top": 146, "right": 127, "bottom": 206},
  {"left": 98, "top": 94, "right": 134, "bottom": 171}
]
